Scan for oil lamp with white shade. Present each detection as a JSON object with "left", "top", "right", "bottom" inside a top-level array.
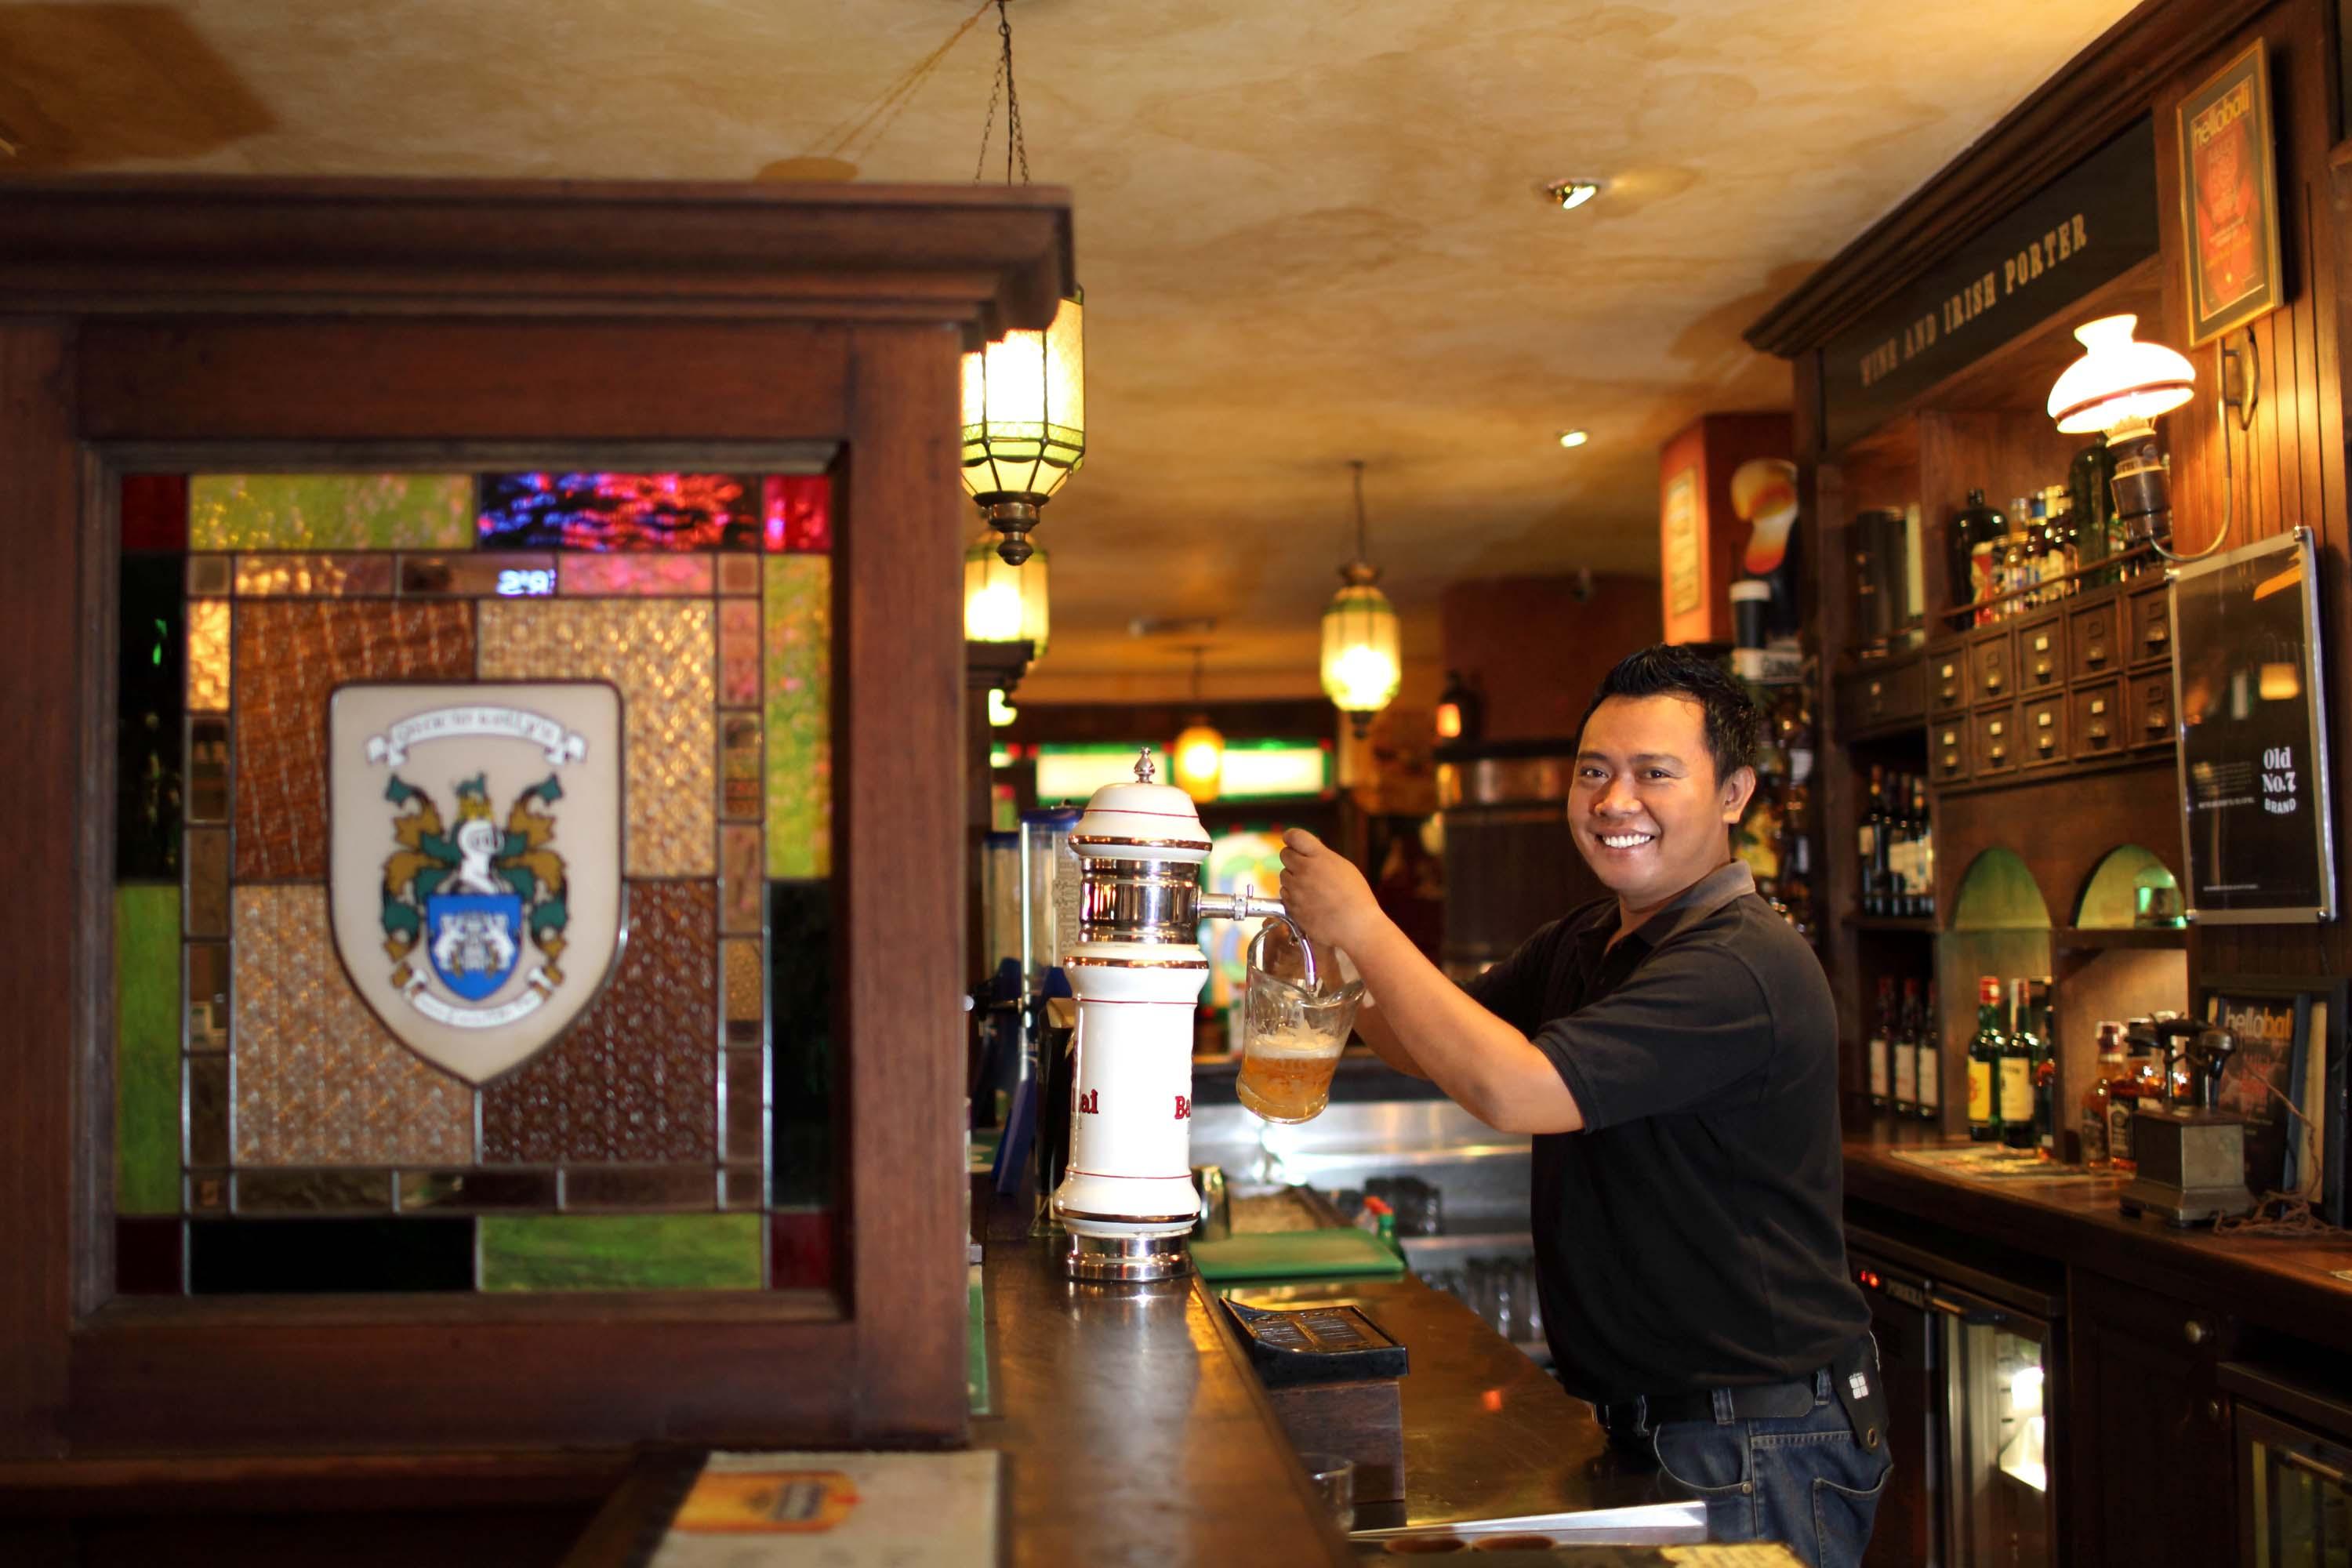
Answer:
[{"left": 2046, "top": 314, "right": 2195, "bottom": 554}]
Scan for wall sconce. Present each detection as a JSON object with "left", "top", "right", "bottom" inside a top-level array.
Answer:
[
  {"left": 1435, "top": 670, "right": 1482, "bottom": 743},
  {"left": 964, "top": 528, "right": 1050, "bottom": 658}
]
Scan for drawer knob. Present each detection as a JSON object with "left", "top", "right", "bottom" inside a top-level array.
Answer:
[
  {"left": 2147, "top": 622, "right": 2169, "bottom": 646},
  {"left": 2034, "top": 635, "right": 2051, "bottom": 652},
  {"left": 2087, "top": 644, "right": 2107, "bottom": 666},
  {"left": 2089, "top": 724, "right": 2110, "bottom": 744},
  {"left": 1943, "top": 753, "right": 1961, "bottom": 771},
  {"left": 1941, "top": 663, "right": 1956, "bottom": 680},
  {"left": 2090, "top": 699, "right": 2107, "bottom": 716},
  {"left": 1990, "top": 720, "right": 2005, "bottom": 736},
  {"left": 2034, "top": 659, "right": 2054, "bottom": 681},
  {"left": 2038, "top": 711, "right": 2054, "bottom": 728},
  {"left": 1941, "top": 731, "right": 1958, "bottom": 746},
  {"left": 2146, "top": 709, "right": 2168, "bottom": 732},
  {"left": 1986, "top": 673, "right": 2004, "bottom": 691},
  {"left": 1990, "top": 745, "right": 2008, "bottom": 763}
]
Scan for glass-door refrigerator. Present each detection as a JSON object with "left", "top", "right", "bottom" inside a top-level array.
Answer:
[{"left": 1850, "top": 1226, "right": 2066, "bottom": 1567}]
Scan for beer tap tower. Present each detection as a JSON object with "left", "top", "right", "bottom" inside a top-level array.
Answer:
[{"left": 1053, "top": 747, "right": 1312, "bottom": 1281}]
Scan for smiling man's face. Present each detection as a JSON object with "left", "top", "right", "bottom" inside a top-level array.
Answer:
[{"left": 1570, "top": 693, "right": 1755, "bottom": 916}]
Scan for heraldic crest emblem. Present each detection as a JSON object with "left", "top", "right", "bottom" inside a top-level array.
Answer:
[{"left": 329, "top": 682, "right": 624, "bottom": 1085}]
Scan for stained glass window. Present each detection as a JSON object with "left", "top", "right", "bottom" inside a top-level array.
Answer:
[{"left": 112, "top": 469, "right": 836, "bottom": 1294}]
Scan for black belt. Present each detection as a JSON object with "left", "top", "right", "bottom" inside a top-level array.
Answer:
[
  {"left": 1596, "top": 1374, "right": 1821, "bottom": 1439},
  {"left": 1596, "top": 1337, "right": 1887, "bottom": 1450}
]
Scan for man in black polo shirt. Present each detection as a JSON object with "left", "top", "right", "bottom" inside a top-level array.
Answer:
[{"left": 1278, "top": 644, "right": 1886, "bottom": 1568}]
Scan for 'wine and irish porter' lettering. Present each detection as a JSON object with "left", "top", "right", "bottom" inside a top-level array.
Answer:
[{"left": 1856, "top": 213, "right": 2096, "bottom": 388}]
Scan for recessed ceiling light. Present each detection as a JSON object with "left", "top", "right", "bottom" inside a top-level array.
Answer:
[
  {"left": 1557, "top": 429, "right": 1590, "bottom": 448},
  {"left": 1541, "top": 179, "right": 1604, "bottom": 211}
]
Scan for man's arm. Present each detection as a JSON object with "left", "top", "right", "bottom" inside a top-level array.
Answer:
[{"left": 1279, "top": 830, "right": 1584, "bottom": 1134}]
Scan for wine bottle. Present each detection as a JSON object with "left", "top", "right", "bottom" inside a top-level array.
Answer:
[
  {"left": 1892, "top": 978, "right": 1922, "bottom": 1118},
  {"left": 1867, "top": 977, "right": 1893, "bottom": 1113},
  {"left": 2001, "top": 978, "right": 2038, "bottom": 1150},
  {"left": 1917, "top": 984, "right": 1944, "bottom": 1124},
  {"left": 1969, "top": 975, "right": 2003, "bottom": 1142}
]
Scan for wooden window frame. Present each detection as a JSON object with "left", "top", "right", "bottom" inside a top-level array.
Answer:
[{"left": 0, "top": 180, "right": 1071, "bottom": 1456}]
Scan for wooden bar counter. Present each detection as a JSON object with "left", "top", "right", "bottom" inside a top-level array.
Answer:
[{"left": 971, "top": 1186, "right": 1700, "bottom": 1560}]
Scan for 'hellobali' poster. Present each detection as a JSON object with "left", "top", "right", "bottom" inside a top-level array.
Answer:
[{"left": 2180, "top": 42, "right": 2283, "bottom": 346}]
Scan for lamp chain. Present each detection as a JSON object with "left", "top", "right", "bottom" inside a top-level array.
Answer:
[
  {"left": 1350, "top": 459, "right": 1369, "bottom": 564},
  {"left": 973, "top": 0, "right": 1031, "bottom": 187}
]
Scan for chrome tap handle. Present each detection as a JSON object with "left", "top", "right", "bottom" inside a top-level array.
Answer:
[{"left": 1207, "top": 886, "right": 1316, "bottom": 992}]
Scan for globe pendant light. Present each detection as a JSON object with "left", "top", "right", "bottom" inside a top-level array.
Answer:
[
  {"left": 960, "top": 0, "right": 1083, "bottom": 566},
  {"left": 1170, "top": 645, "right": 1224, "bottom": 803},
  {"left": 963, "top": 526, "right": 1049, "bottom": 658},
  {"left": 1320, "top": 460, "right": 1401, "bottom": 739}
]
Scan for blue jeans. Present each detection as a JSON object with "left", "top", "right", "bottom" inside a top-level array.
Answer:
[{"left": 1648, "top": 1369, "right": 1890, "bottom": 1568}]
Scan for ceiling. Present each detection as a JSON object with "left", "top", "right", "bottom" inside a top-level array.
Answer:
[{"left": 0, "top": 0, "right": 2139, "bottom": 702}]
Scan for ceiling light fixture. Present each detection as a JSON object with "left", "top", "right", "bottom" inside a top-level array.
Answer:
[
  {"left": 964, "top": 525, "right": 1050, "bottom": 656},
  {"left": 960, "top": 0, "right": 1084, "bottom": 566},
  {"left": 1170, "top": 646, "right": 1225, "bottom": 804},
  {"left": 1557, "top": 429, "right": 1589, "bottom": 448},
  {"left": 1541, "top": 178, "right": 1604, "bottom": 211},
  {"left": 1319, "top": 460, "right": 1402, "bottom": 739}
]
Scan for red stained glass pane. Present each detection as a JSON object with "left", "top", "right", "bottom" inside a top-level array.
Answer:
[
  {"left": 769, "top": 1210, "right": 836, "bottom": 1289},
  {"left": 762, "top": 475, "right": 833, "bottom": 554},
  {"left": 121, "top": 475, "right": 189, "bottom": 553}
]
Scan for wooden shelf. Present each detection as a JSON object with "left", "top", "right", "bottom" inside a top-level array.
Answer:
[
  {"left": 2051, "top": 925, "right": 2186, "bottom": 950},
  {"left": 1849, "top": 913, "right": 1937, "bottom": 933}
]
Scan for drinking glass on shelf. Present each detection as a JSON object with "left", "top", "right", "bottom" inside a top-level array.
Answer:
[{"left": 1297, "top": 1450, "right": 1355, "bottom": 1534}]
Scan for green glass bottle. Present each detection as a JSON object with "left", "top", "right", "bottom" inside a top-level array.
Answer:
[
  {"left": 1968, "top": 975, "right": 2003, "bottom": 1142},
  {"left": 2001, "top": 978, "right": 2038, "bottom": 1150}
]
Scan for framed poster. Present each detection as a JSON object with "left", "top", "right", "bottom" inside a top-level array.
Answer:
[
  {"left": 2171, "top": 527, "right": 2336, "bottom": 923},
  {"left": 2179, "top": 42, "right": 2285, "bottom": 346},
  {"left": 2201, "top": 975, "right": 2349, "bottom": 1224}
]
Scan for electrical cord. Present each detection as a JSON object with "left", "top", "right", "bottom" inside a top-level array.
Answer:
[{"left": 2151, "top": 328, "right": 2254, "bottom": 565}]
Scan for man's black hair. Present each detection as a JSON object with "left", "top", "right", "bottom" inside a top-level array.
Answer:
[{"left": 1576, "top": 644, "right": 1762, "bottom": 786}]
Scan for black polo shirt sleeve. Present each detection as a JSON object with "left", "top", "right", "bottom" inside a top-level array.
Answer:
[
  {"left": 1457, "top": 917, "right": 1566, "bottom": 1036},
  {"left": 1529, "top": 939, "right": 1773, "bottom": 1131}
]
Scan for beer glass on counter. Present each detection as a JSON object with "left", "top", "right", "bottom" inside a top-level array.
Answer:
[{"left": 1236, "top": 924, "right": 1363, "bottom": 1124}]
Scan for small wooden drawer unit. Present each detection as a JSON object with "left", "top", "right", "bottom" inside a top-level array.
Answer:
[
  {"left": 2129, "top": 583, "right": 2172, "bottom": 666},
  {"left": 2129, "top": 670, "right": 2176, "bottom": 749},
  {"left": 1969, "top": 627, "right": 2015, "bottom": 706},
  {"left": 1933, "top": 719, "right": 1972, "bottom": 783},
  {"left": 2017, "top": 615, "right": 2065, "bottom": 692},
  {"left": 1928, "top": 644, "right": 1972, "bottom": 713},
  {"left": 1973, "top": 703, "right": 2020, "bottom": 779},
  {"left": 2023, "top": 694, "right": 2067, "bottom": 768},
  {"left": 2072, "top": 679, "right": 2123, "bottom": 760},
  {"left": 1837, "top": 659, "right": 1925, "bottom": 736},
  {"left": 2069, "top": 595, "right": 2123, "bottom": 680}
]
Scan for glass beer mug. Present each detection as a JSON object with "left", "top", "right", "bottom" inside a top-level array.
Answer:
[{"left": 1236, "top": 922, "right": 1364, "bottom": 1124}]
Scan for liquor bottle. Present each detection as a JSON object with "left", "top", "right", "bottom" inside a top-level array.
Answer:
[
  {"left": 2001, "top": 506, "right": 2036, "bottom": 618},
  {"left": 1858, "top": 766, "right": 1884, "bottom": 916},
  {"left": 2042, "top": 485, "right": 2077, "bottom": 601},
  {"left": 2031, "top": 986, "right": 2058, "bottom": 1157},
  {"left": 1867, "top": 977, "right": 1893, "bottom": 1112},
  {"left": 1892, "top": 978, "right": 1922, "bottom": 1118},
  {"left": 1917, "top": 984, "right": 1943, "bottom": 1124},
  {"left": 2107, "top": 1018, "right": 2160, "bottom": 1167},
  {"left": 1952, "top": 489, "right": 2005, "bottom": 623},
  {"left": 1870, "top": 770, "right": 1893, "bottom": 916},
  {"left": 2068, "top": 438, "right": 2118, "bottom": 589},
  {"left": 1910, "top": 775, "right": 1936, "bottom": 920},
  {"left": 1882, "top": 771, "right": 1912, "bottom": 919},
  {"left": 1969, "top": 976, "right": 2003, "bottom": 1142},
  {"left": 2079, "top": 1026, "right": 2124, "bottom": 1167},
  {"left": 2001, "top": 978, "right": 2038, "bottom": 1150}
]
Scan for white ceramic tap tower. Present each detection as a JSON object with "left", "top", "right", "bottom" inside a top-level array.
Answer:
[{"left": 1052, "top": 747, "right": 1300, "bottom": 1281}]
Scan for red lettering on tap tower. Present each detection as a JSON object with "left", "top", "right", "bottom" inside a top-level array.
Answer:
[
  {"left": 1173, "top": 1094, "right": 1191, "bottom": 1120},
  {"left": 1077, "top": 1089, "right": 1099, "bottom": 1115}
]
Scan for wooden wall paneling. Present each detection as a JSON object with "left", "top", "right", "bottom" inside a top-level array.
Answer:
[
  {"left": 837, "top": 324, "right": 968, "bottom": 1443},
  {"left": 1936, "top": 763, "right": 2184, "bottom": 929},
  {"left": 0, "top": 321, "right": 79, "bottom": 1457},
  {"left": 75, "top": 320, "right": 854, "bottom": 445}
]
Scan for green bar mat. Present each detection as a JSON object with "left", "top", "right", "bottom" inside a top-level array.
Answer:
[{"left": 1191, "top": 1228, "right": 1406, "bottom": 1283}]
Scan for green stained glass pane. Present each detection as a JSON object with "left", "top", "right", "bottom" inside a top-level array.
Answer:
[
  {"left": 764, "top": 555, "right": 831, "bottom": 879},
  {"left": 190, "top": 474, "right": 474, "bottom": 551},
  {"left": 114, "top": 888, "right": 180, "bottom": 1214},
  {"left": 479, "top": 1214, "right": 761, "bottom": 1292}
]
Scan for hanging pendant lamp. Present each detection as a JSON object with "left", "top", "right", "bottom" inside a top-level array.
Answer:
[
  {"left": 960, "top": 0, "right": 1083, "bottom": 566},
  {"left": 1171, "top": 645, "right": 1225, "bottom": 803},
  {"left": 1320, "top": 461, "right": 1401, "bottom": 739},
  {"left": 963, "top": 526, "right": 1050, "bottom": 657}
]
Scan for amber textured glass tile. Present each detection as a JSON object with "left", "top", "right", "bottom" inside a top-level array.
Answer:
[
  {"left": 187, "top": 1054, "right": 230, "bottom": 1167},
  {"left": 478, "top": 600, "right": 715, "bottom": 878},
  {"left": 186, "top": 600, "right": 231, "bottom": 712},
  {"left": 720, "top": 826, "right": 763, "bottom": 934},
  {"left": 561, "top": 1167, "right": 720, "bottom": 1210},
  {"left": 230, "top": 885, "right": 473, "bottom": 1167},
  {"left": 231, "top": 601, "right": 474, "bottom": 880},
  {"left": 480, "top": 879, "right": 717, "bottom": 1165},
  {"left": 234, "top": 1169, "right": 394, "bottom": 1214},
  {"left": 717, "top": 554, "right": 761, "bottom": 597},
  {"left": 558, "top": 554, "right": 716, "bottom": 597},
  {"left": 183, "top": 827, "right": 229, "bottom": 938},
  {"left": 233, "top": 554, "right": 397, "bottom": 597},
  {"left": 398, "top": 1169, "right": 561, "bottom": 1212},
  {"left": 191, "top": 474, "right": 474, "bottom": 550},
  {"left": 724, "top": 1050, "right": 766, "bottom": 1164},
  {"left": 186, "top": 717, "right": 230, "bottom": 823},
  {"left": 718, "top": 598, "right": 761, "bottom": 708},
  {"left": 186, "top": 554, "right": 233, "bottom": 597},
  {"left": 186, "top": 942, "right": 230, "bottom": 1051},
  {"left": 187, "top": 1173, "right": 228, "bottom": 1214},
  {"left": 763, "top": 556, "right": 830, "bottom": 878},
  {"left": 720, "top": 713, "right": 762, "bottom": 822},
  {"left": 398, "top": 553, "right": 557, "bottom": 598},
  {"left": 723, "top": 938, "right": 763, "bottom": 1023}
]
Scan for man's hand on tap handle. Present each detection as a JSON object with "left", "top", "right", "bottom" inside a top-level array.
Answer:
[{"left": 1277, "top": 829, "right": 1385, "bottom": 955}]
